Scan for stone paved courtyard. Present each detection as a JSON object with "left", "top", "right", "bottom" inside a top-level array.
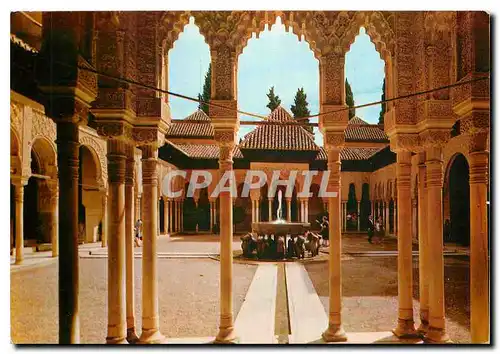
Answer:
[{"left": 10, "top": 233, "right": 471, "bottom": 344}]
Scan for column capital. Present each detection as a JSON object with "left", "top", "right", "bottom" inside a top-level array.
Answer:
[
  {"left": 389, "top": 133, "right": 420, "bottom": 153},
  {"left": 469, "top": 150, "right": 489, "bottom": 185},
  {"left": 418, "top": 129, "right": 450, "bottom": 149}
]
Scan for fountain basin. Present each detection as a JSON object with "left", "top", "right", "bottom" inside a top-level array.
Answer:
[{"left": 251, "top": 222, "right": 310, "bottom": 236}]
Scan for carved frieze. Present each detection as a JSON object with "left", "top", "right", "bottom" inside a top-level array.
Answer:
[
  {"left": 10, "top": 101, "right": 22, "bottom": 136},
  {"left": 389, "top": 133, "right": 420, "bottom": 153},
  {"left": 95, "top": 121, "right": 133, "bottom": 141},
  {"left": 32, "top": 110, "right": 57, "bottom": 143}
]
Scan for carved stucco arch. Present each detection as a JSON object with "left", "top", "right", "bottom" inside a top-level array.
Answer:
[
  {"left": 79, "top": 135, "right": 107, "bottom": 188},
  {"left": 10, "top": 127, "right": 22, "bottom": 176},
  {"left": 443, "top": 152, "right": 470, "bottom": 196},
  {"left": 31, "top": 136, "right": 58, "bottom": 179}
]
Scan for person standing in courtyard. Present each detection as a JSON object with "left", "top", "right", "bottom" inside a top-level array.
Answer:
[{"left": 318, "top": 215, "right": 330, "bottom": 247}]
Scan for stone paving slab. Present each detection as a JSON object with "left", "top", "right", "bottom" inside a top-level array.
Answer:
[
  {"left": 285, "top": 262, "right": 328, "bottom": 344},
  {"left": 234, "top": 264, "right": 277, "bottom": 344},
  {"left": 307, "top": 331, "right": 423, "bottom": 344}
]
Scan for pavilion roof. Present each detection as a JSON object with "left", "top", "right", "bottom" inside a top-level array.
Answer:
[
  {"left": 165, "top": 110, "right": 214, "bottom": 139},
  {"left": 316, "top": 146, "right": 385, "bottom": 161},
  {"left": 344, "top": 116, "right": 389, "bottom": 142},
  {"left": 170, "top": 142, "right": 243, "bottom": 160},
  {"left": 239, "top": 106, "right": 320, "bottom": 152}
]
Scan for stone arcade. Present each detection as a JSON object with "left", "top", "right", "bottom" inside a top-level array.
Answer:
[{"left": 10, "top": 11, "right": 490, "bottom": 344}]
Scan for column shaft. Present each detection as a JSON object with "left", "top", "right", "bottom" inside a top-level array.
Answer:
[
  {"left": 469, "top": 151, "right": 489, "bottom": 343},
  {"left": 125, "top": 144, "right": 138, "bottom": 343},
  {"left": 286, "top": 199, "right": 292, "bottom": 222},
  {"left": 322, "top": 149, "right": 346, "bottom": 342},
  {"left": 56, "top": 123, "right": 81, "bottom": 344},
  {"left": 169, "top": 200, "right": 174, "bottom": 233},
  {"left": 14, "top": 183, "right": 25, "bottom": 264},
  {"left": 256, "top": 200, "right": 260, "bottom": 223},
  {"left": 101, "top": 194, "right": 108, "bottom": 247},
  {"left": 417, "top": 157, "right": 429, "bottom": 334},
  {"left": 424, "top": 146, "right": 448, "bottom": 342},
  {"left": 215, "top": 145, "right": 237, "bottom": 343},
  {"left": 51, "top": 190, "right": 59, "bottom": 257},
  {"left": 268, "top": 199, "right": 272, "bottom": 221},
  {"left": 394, "top": 201, "right": 398, "bottom": 236},
  {"left": 393, "top": 151, "right": 416, "bottom": 337},
  {"left": 139, "top": 145, "right": 163, "bottom": 343},
  {"left": 106, "top": 140, "right": 127, "bottom": 344},
  {"left": 163, "top": 197, "right": 172, "bottom": 235},
  {"left": 357, "top": 201, "right": 361, "bottom": 231}
]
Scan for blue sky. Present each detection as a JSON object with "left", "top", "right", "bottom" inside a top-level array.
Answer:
[{"left": 168, "top": 17, "right": 385, "bottom": 145}]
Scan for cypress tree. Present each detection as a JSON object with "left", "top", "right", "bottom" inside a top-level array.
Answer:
[
  {"left": 291, "top": 87, "right": 313, "bottom": 133},
  {"left": 378, "top": 78, "right": 386, "bottom": 125},
  {"left": 345, "top": 79, "right": 355, "bottom": 120},
  {"left": 266, "top": 86, "right": 282, "bottom": 111},
  {"left": 198, "top": 64, "right": 211, "bottom": 115}
]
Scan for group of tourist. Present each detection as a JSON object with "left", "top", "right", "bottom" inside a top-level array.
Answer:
[{"left": 367, "top": 215, "right": 384, "bottom": 244}]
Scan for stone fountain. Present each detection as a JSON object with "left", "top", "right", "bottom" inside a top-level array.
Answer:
[
  {"left": 242, "top": 190, "right": 316, "bottom": 260},
  {"left": 252, "top": 190, "right": 310, "bottom": 235}
]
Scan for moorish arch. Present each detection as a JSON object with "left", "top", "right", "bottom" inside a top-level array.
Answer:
[
  {"left": 444, "top": 153, "right": 470, "bottom": 246},
  {"left": 78, "top": 144, "right": 105, "bottom": 243},
  {"left": 24, "top": 137, "right": 57, "bottom": 246}
]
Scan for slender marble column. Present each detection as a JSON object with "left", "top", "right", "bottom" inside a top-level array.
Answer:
[
  {"left": 163, "top": 197, "right": 169, "bottom": 236},
  {"left": 106, "top": 139, "right": 127, "bottom": 344},
  {"left": 214, "top": 144, "right": 237, "bottom": 343},
  {"left": 393, "top": 150, "right": 417, "bottom": 338},
  {"left": 417, "top": 154, "right": 429, "bottom": 334},
  {"left": 135, "top": 195, "right": 141, "bottom": 223},
  {"left": 251, "top": 200, "right": 255, "bottom": 224},
  {"left": 209, "top": 201, "right": 214, "bottom": 232},
  {"left": 305, "top": 199, "right": 309, "bottom": 224},
  {"left": 139, "top": 145, "right": 164, "bottom": 343},
  {"left": 322, "top": 149, "right": 347, "bottom": 342},
  {"left": 169, "top": 200, "right": 174, "bottom": 234},
  {"left": 357, "top": 201, "right": 361, "bottom": 231},
  {"left": 50, "top": 186, "right": 59, "bottom": 257},
  {"left": 424, "top": 146, "right": 449, "bottom": 343},
  {"left": 57, "top": 122, "right": 81, "bottom": 343},
  {"left": 386, "top": 201, "right": 391, "bottom": 236},
  {"left": 394, "top": 200, "right": 398, "bottom": 236},
  {"left": 101, "top": 194, "right": 108, "bottom": 248},
  {"left": 180, "top": 200, "right": 184, "bottom": 232},
  {"left": 268, "top": 198, "right": 272, "bottom": 222},
  {"left": 256, "top": 200, "right": 260, "bottom": 223},
  {"left": 13, "top": 181, "right": 25, "bottom": 264},
  {"left": 469, "top": 150, "right": 489, "bottom": 343},
  {"left": 125, "top": 143, "right": 138, "bottom": 343},
  {"left": 286, "top": 198, "right": 292, "bottom": 222}
]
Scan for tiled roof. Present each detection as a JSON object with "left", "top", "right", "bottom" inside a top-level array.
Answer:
[
  {"left": 166, "top": 110, "right": 214, "bottom": 138},
  {"left": 316, "top": 146, "right": 384, "bottom": 161},
  {"left": 239, "top": 106, "right": 319, "bottom": 151},
  {"left": 345, "top": 116, "right": 388, "bottom": 142},
  {"left": 171, "top": 142, "right": 243, "bottom": 160}
]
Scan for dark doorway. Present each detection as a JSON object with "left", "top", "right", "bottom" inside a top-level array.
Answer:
[{"left": 448, "top": 154, "right": 470, "bottom": 246}]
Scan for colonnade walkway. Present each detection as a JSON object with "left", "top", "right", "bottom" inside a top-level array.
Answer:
[{"left": 10, "top": 234, "right": 471, "bottom": 344}]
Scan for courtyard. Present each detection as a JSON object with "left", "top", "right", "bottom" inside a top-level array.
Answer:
[{"left": 11, "top": 234, "right": 471, "bottom": 344}]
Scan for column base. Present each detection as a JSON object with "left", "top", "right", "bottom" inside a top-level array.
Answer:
[
  {"left": 424, "top": 326, "right": 451, "bottom": 343},
  {"left": 322, "top": 325, "right": 347, "bottom": 342},
  {"left": 214, "top": 326, "right": 239, "bottom": 344},
  {"left": 127, "top": 328, "right": 139, "bottom": 344},
  {"left": 392, "top": 318, "right": 418, "bottom": 338},
  {"left": 106, "top": 335, "right": 128, "bottom": 344},
  {"left": 417, "top": 320, "right": 429, "bottom": 336},
  {"left": 138, "top": 329, "right": 166, "bottom": 344}
]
